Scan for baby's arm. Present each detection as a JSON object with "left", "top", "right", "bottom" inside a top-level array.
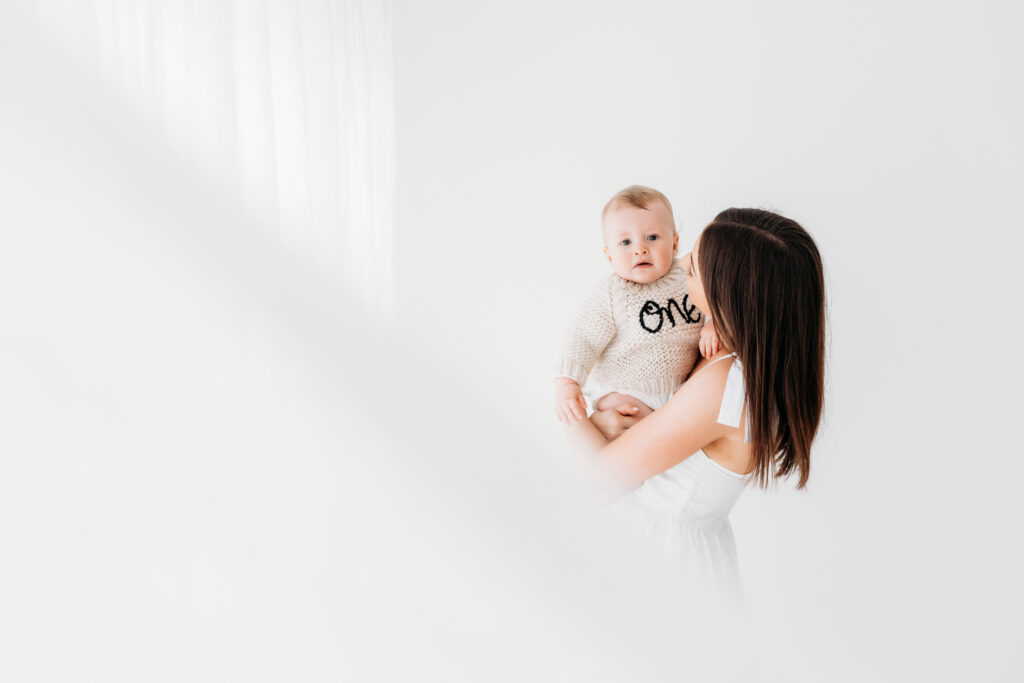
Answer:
[
  {"left": 552, "top": 277, "right": 617, "bottom": 424},
  {"left": 699, "top": 315, "right": 721, "bottom": 358}
]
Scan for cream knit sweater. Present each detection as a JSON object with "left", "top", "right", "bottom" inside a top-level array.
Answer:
[{"left": 553, "top": 258, "right": 704, "bottom": 403}]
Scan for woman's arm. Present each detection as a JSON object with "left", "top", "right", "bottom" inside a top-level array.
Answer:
[{"left": 564, "top": 357, "right": 736, "bottom": 500}]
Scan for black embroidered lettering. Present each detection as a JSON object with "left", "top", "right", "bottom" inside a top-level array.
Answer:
[
  {"left": 639, "top": 295, "right": 701, "bottom": 334},
  {"left": 639, "top": 300, "right": 664, "bottom": 333},
  {"left": 666, "top": 296, "right": 701, "bottom": 325}
]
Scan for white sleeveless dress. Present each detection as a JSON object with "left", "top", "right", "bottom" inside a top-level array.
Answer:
[{"left": 603, "top": 353, "right": 753, "bottom": 603}]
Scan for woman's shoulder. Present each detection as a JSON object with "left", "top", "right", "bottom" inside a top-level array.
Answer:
[
  {"left": 665, "top": 352, "right": 737, "bottom": 418},
  {"left": 680, "top": 352, "right": 752, "bottom": 473},
  {"left": 687, "top": 351, "right": 739, "bottom": 383},
  {"left": 677, "top": 351, "right": 745, "bottom": 426}
]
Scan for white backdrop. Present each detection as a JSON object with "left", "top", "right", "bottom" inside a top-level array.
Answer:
[
  {"left": 3, "top": 0, "right": 1022, "bottom": 681},
  {"left": 2, "top": 2, "right": 840, "bottom": 681},
  {"left": 393, "top": 0, "right": 1024, "bottom": 680}
]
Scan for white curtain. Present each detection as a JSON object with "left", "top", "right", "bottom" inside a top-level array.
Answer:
[{"left": 31, "top": 0, "right": 395, "bottom": 317}]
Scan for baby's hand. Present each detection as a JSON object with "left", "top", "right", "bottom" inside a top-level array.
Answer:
[
  {"left": 553, "top": 378, "right": 588, "bottom": 425},
  {"left": 699, "top": 319, "right": 721, "bottom": 358}
]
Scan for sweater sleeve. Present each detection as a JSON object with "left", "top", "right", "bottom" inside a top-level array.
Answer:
[{"left": 553, "top": 276, "right": 617, "bottom": 385}]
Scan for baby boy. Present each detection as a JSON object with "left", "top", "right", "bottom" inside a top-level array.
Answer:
[{"left": 553, "top": 185, "right": 718, "bottom": 424}]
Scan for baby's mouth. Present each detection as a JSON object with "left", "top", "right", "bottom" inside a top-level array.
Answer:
[{"left": 635, "top": 262, "right": 652, "bottom": 267}]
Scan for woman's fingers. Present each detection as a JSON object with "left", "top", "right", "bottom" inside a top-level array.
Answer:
[
  {"left": 557, "top": 399, "right": 576, "bottom": 425},
  {"left": 560, "top": 397, "right": 585, "bottom": 423}
]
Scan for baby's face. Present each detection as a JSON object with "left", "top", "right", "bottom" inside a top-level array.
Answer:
[{"left": 602, "top": 201, "right": 679, "bottom": 284}]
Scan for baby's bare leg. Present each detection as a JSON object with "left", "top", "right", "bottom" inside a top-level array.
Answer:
[{"left": 594, "top": 392, "right": 654, "bottom": 416}]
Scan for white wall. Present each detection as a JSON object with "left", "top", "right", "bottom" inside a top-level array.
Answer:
[
  {"left": 394, "top": 1, "right": 1024, "bottom": 679},
  {"left": 4, "top": 1, "right": 1022, "bottom": 679},
  {"left": 4, "top": 4, "right": 835, "bottom": 681}
]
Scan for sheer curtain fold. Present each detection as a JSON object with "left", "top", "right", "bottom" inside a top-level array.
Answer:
[{"left": 31, "top": 0, "right": 395, "bottom": 317}]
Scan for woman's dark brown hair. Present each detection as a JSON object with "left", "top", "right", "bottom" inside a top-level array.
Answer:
[{"left": 697, "top": 208, "right": 825, "bottom": 490}]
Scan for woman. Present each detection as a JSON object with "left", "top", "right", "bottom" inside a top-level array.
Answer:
[{"left": 565, "top": 208, "right": 825, "bottom": 601}]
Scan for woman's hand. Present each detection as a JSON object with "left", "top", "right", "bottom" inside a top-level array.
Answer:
[
  {"left": 590, "top": 404, "right": 646, "bottom": 441},
  {"left": 593, "top": 392, "right": 653, "bottom": 416},
  {"left": 553, "top": 377, "right": 588, "bottom": 425}
]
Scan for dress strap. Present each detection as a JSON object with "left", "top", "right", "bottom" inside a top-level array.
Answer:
[
  {"left": 698, "top": 351, "right": 737, "bottom": 371},
  {"left": 712, "top": 354, "right": 752, "bottom": 444}
]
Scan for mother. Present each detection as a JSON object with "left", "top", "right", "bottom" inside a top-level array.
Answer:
[{"left": 565, "top": 208, "right": 825, "bottom": 601}]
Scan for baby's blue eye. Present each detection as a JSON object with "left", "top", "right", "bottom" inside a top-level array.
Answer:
[
  {"left": 619, "top": 239, "right": 631, "bottom": 246},
  {"left": 647, "top": 234, "right": 659, "bottom": 241}
]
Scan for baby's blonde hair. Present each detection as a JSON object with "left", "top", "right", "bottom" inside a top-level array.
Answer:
[{"left": 602, "top": 185, "right": 675, "bottom": 227}]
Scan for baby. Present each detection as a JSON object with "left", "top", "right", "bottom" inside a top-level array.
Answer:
[{"left": 553, "top": 185, "right": 719, "bottom": 425}]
